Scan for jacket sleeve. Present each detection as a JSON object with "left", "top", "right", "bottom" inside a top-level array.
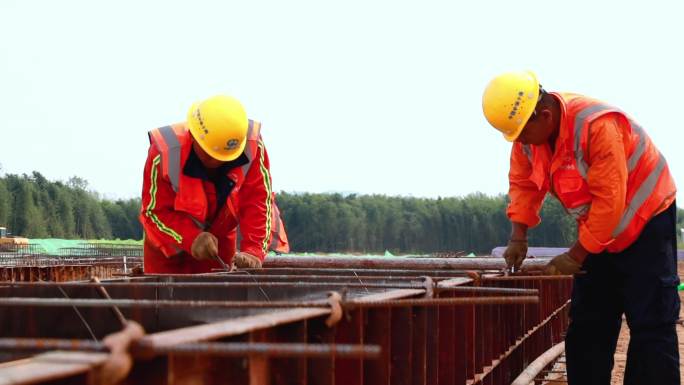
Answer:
[
  {"left": 507, "top": 143, "right": 548, "bottom": 227},
  {"left": 140, "top": 145, "right": 203, "bottom": 257},
  {"left": 577, "top": 114, "right": 628, "bottom": 253},
  {"left": 237, "top": 137, "right": 273, "bottom": 261}
]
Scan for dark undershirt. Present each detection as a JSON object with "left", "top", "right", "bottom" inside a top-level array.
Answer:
[{"left": 182, "top": 147, "right": 249, "bottom": 215}]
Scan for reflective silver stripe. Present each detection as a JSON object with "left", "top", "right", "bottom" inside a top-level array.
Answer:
[
  {"left": 574, "top": 104, "right": 612, "bottom": 178},
  {"left": 627, "top": 119, "right": 646, "bottom": 172},
  {"left": 522, "top": 144, "right": 533, "bottom": 163},
  {"left": 158, "top": 126, "right": 182, "bottom": 192},
  {"left": 611, "top": 153, "right": 667, "bottom": 237},
  {"left": 566, "top": 204, "right": 590, "bottom": 220},
  {"left": 241, "top": 120, "right": 256, "bottom": 177}
]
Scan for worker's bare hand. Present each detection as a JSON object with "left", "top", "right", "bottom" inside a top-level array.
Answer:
[
  {"left": 233, "top": 252, "right": 262, "bottom": 269},
  {"left": 191, "top": 232, "right": 218, "bottom": 261},
  {"left": 543, "top": 252, "right": 582, "bottom": 275},
  {"left": 90, "top": 321, "right": 145, "bottom": 385},
  {"left": 503, "top": 239, "right": 528, "bottom": 272}
]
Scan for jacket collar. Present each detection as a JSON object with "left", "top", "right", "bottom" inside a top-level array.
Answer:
[{"left": 183, "top": 147, "right": 249, "bottom": 181}]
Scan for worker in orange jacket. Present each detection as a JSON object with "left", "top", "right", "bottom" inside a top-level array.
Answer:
[
  {"left": 483, "top": 71, "right": 679, "bottom": 385},
  {"left": 140, "top": 95, "right": 289, "bottom": 274}
]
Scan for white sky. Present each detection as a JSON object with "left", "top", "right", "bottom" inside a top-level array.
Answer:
[{"left": 1, "top": 0, "right": 683, "bottom": 202}]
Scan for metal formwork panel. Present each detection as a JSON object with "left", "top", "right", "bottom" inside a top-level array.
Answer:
[{"left": 0, "top": 257, "right": 571, "bottom": 385}]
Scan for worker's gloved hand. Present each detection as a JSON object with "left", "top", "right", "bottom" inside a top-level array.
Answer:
[
  {"left": 190, "top": 232, "right": 218, "bottom": 261},
  {"left": 543, "top": 252, "right": 582, "bottom": 275},
  {"left": 503, "top": 239, "right": 528, "bottom": 271},
  {"left": 233, "top": 252, "right": 262, "bottom": 269}
]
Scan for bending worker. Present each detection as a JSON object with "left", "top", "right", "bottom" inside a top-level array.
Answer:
[
  {"left": 483, "top": 71, "right": 679, "bottom": 384},
  {"left": 140, "top": 95, "right": 289, "bottom": 274}
]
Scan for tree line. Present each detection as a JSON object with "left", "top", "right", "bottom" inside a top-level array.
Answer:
[
  {"left": 277, "top": 193, "right": 684, "bottom": 254},
  {"left": 277, "top": 192, "right": 578, "bottom": 254},
  {"left": 0, "top": 172, "right": 142, "bottom": 240},
  {"left": 0, "top": 172, "right": 681, "bottom": 254}
]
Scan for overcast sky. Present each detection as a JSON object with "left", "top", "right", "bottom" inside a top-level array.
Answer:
[{"left": 1, "top": 0, "right": 683, "bottom": 203}]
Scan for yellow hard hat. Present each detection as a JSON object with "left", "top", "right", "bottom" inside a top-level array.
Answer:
[
  {"left": 482, "top": 71, "right": 540, "bottom": 142},
  {"left": 187, "top": 95, "right": 249, "bottom": 161}
]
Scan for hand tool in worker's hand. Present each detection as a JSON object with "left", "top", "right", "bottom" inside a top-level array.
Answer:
[
  {"left": 212, "top": 254, "right": 231, "bottom": 272},
  {"left": 502, "top": 239, "right": 528, "bottom": 274}
]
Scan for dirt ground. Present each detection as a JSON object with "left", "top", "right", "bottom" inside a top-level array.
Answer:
[{"left": 609, "top": 261, "right": 684, "bottom": 384}]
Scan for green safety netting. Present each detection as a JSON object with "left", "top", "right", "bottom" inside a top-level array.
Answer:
[{"left": 28, "top": 239, "right": 141, "bottom": 255}]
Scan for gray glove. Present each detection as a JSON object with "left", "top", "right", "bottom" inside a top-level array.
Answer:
[{"left": 543, "top": 252, "right": 582, "bottom": 275}]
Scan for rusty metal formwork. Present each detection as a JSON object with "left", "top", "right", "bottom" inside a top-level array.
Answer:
[
  {"left": 0, "top": 256, "right": 143, "bottom": 282},
  {"left": 0, "top": 243, "right": 143, "bottom": 282},
  {"left": 0, "top": 255, "right": 571, "bottom": 385}
]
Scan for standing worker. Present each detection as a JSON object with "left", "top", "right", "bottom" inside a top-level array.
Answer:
[
  {"left": 140, "top": 95, "right": 289, "bottom": 274},
  {"left": 482, "top": 71, "right": 679, "bottom": 385}
]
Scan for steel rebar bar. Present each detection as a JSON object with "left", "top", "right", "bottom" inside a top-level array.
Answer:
[
  {"left": 481, "top": 275, "right": 576, "bottom": 281},
  {"left": 344, "top": 295, "right": 539, "bottom": 308},
  {"left": 1, "top": 281, "right": 426, "bottom": 289},
  {"left": 91, "top": 277, "right": 128, "bottom": 328},
  {"left": 263, "top": 255, "right": 550, "bottom": 270},
  {"left": 434, "top": 286, "right": 539, "bottom": 295},
  {"left": 0, "top": 295, "right": 538, "bottom": 309},
  {"left": 0, "top": 338, "right": 381, "bottom": 359},
  {"left": 0, "top": 297, "right": 331, "bottom": 309},
  {"left": 3, "top": 282, "right": 539, "bottom": 295}
]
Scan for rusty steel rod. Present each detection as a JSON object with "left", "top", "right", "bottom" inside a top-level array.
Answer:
[
  {"left": 0, "top": 295, "right": 538, "bottom": 309},
  {"left": 481, "top": 275, "right": 575, "bottom": 281},
  {"left": 233, "top": 268, "right": 495, "bottom": 277},
  {"left": 3, "top": 282, "right": 539, "bottom": 295},
  {"left": 135, "top": 341, "right": 381, "bottom": 359},
  {"left": 0, "top": 338, "right": 108, "bottom": 352},
  {"left": 435, "top": 286, "right": 539, "bottom": 295},
  {"left": 263, "top": 255, "right": 550, "bottom": 270},
  {"left": 1, "top": 281, "right": 426, "bottom": 289},
  {"left": 0, "top": 297, "right": 331, "bottom": 309},
  {"left": 56, "top": 285, "right": 98, "bottom": 342},
  {"left": 0, "top": 338, "right": 381, "bottom": 359},
  {"left": 0, "top": 274, "right": 470, "bottom": 286},
  {"left": 91, "top": 277, "right": 127, "bottom": 328},
  {"left": 344, "top": 295, "right": 539, "bottom": 308},
  {"left": 181, "top": 273, "right": 452, "bottom": 281}
]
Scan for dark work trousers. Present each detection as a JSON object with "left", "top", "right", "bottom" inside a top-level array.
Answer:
[{"left": 565, "top": 202, "right": 680, "bottom": 385}]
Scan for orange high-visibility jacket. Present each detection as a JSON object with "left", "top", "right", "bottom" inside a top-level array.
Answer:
[
  {"left": 140, "top": 120, "right": 289, "bottom": 274},
  {"left": 508, "top": 93, "right": 676, "bottom": 253}
]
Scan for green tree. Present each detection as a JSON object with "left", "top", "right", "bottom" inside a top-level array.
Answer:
[
  {"left": 277, "top": 192, "right": 581, "bottom": 254},
  {"left": 54, "top": 185, "right": 76, "bottom": 237},
  {"left": 0, "top": 179, "right": 11, "bottom": 228}
]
